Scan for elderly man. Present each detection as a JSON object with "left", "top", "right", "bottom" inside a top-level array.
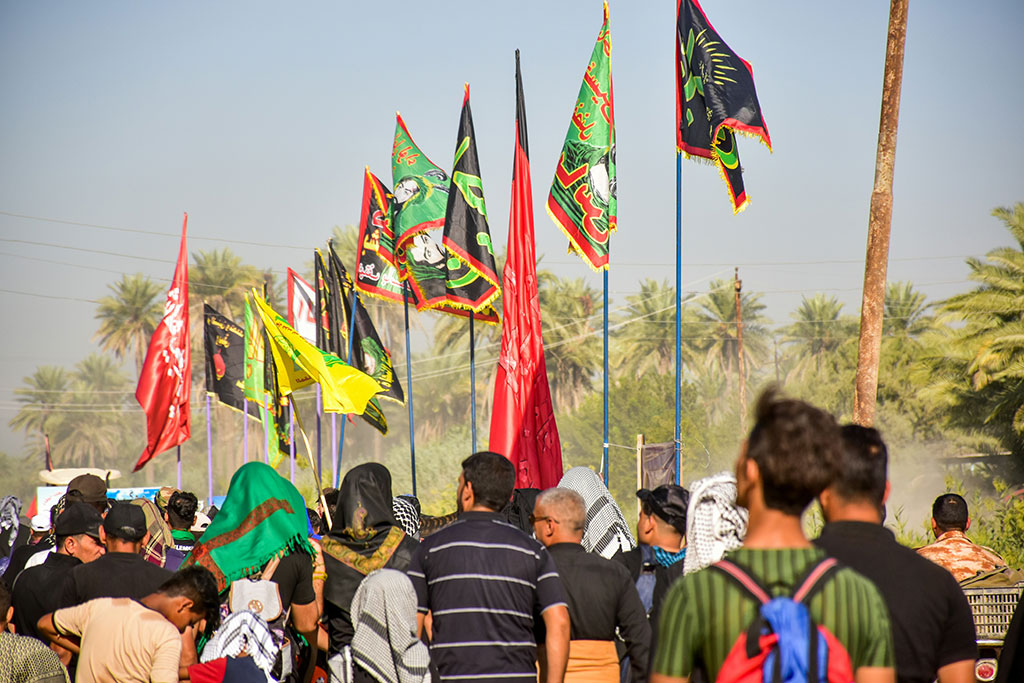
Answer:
[{"left": 532, "top": 487, "right": 651, "bottom": 682}]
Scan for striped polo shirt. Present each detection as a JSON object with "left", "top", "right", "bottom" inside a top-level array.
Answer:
[
  {"left": 653, "top": 547, "right": 895, "bottom": 680},
  {"left": 408, "top": 510, "right": 568, "bottom": 682}
]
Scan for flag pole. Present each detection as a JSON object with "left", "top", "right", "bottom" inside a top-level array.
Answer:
[
  {"left": 264, "top": 392, "right": 270, "bottom": 464},
  {"left": 470, "top": 312, "right": 477, "bottom": 453},
  {"left": 403, "top": 281, "right": 418, "bottom": 496},
  {"left": 291, "top": 401, "right": 331, "bottom": 530},
  {"left": 602, "top": 268, "right": 610, "bottom": 486},
  {"left": 289, "top": 402, "right": 296, "bottom": 483},
  {"left": 243, "top": 398, "right": 249, "bottom": 463},
  {"left": 316, "top": 386, "right": 322, "bottom": 477},
  {"left": 206, "top": 394, "right": 213, "bottom": 501},
  {"left": 331, "top": 414, "right": 338, "bottom": 488},
  {"left": 336, "top": 284, "right": 359, "bottom": 480},
  {"left": 176, "top": 445, "right": 182, "bottom": 488},
  {"left": 674, "top": 150, "right": 682, "bottom": 485}
]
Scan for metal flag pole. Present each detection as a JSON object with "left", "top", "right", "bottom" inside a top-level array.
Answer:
[
  {"left": 403, "top": 281, "right": 417, "bottom": 496},
  {"left": 176, "top": 445, "right": 182, "bottom": 489},
  {"left": 602, "top": 268, "right": 610, "bottom": 486},
  {"left": 206, "top": 394, "right": 213, "bottom": 501},
  {"left": 674, "top": 151, "right": 682, "bottom": 485},
  {"left": 264, "top": 393, "right": 270, "bottom": 465},
  {"left": 289, "top": 402, "right": 295, "bottom": 483},
  {"left": 243, "top": 398, "right": 249, "bottom": 463},
  {"left": 470, "top": 312, "right": 477, "bottom": 453},
  {"left": 336, "top": 284, "right": 359, "bottom": 482},
  {"left": 316, "top": 385, "right": 322, "bottom": 478},
  {"left": 331, "top": 413, "right": 337, "bottom": 488}
]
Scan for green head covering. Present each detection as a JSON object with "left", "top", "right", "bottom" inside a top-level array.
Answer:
[{"left": 183, "top": 462, "right": 313, "bottom": 592}]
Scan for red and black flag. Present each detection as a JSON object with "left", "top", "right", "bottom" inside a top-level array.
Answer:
[
  {"left": 354, "top": 169, "right": 409, "bottom": 304},
  {"left": 676, "top": 0, "right": 771, "bottom": 214},
  {"left": 203, "top": 304, "right": 259, "bottom": 417},
  {"left": 442, "top": 84, "right": 501, "bottom": 316}
]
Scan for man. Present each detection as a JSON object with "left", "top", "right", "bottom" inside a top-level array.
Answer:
[
  {"left": 59, "top": 502, "right": 171, "bottom": 607},
  {"left": 38, "top": 565, "right": 219, "bottom": 683},
  {"left": 4, "top": 509, "right": 58, "bottom": 582},
  {"left": 916, "top": 493, "right": 1007, "bottom": 582},
  {"left": 815, "top": 425, "right": 976, "bottom": 683},
  {"left": 409, "top": 451, "right": 571, "bottom": 683},
  {"left": 12, "top": 504, "right": 106, "bottom": 640},
  {"left": 614, "top": 485, "right": 690, "bottom": 631},
  {"left": 64, "top": 475, "right": 109, "bottom": 518},
  {"left": 533, "top": 487, "right": 651, "bottom": 682},
  {"left": 163, "top": 491, "right": 198, "bottom": 553},
  {"left": 651, "top": 389, "right": 896, "bottom": 683},
  {"left": 0, "top": 579, "right": 69, "bottom": 683}
]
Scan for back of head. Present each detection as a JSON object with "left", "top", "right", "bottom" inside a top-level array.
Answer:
[
  {"left": 462, "top": 451, "right": 515, "bottom": 512},
  {"left": 158, "top": 565, "right": 221, "bottom": 631},
  {"left": 337, "top": 463, "right": 395, "bottom": 533},
  {"left": 746, "top": 387, "right": 840, "bottom": 516},
  {"left": 932, "top": 493, "right": 968, "bottom": 532},
  {"left": 0, "top": 578, "right": 11, "bottom": 619},
  {"left": 167, "top": 491, "right": 199, "bottom": 530},
  {"left": 833, "top": 424, "right": 888, "bottom": 506},
  {"left": 538, "top": 488, "right": 586, "bottom": 537},
  {"left": 103, "top": 502, "right": 148, "bottom": 544}
]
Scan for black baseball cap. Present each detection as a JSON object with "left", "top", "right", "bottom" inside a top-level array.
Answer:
[
  {"left": 637, "top": 485, "right": 691, "bottom": 535},
  {"left": 103, "top": 502, "right": 148, "bottom": 542},
  {"left": 54, "top": 503, "right": 103, "bottom": 540}
]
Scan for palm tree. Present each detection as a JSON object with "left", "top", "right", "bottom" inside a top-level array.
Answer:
[
  {"left": 55, "top": 354, "right": 130, "bottom": 468},
  {"left": 613, "top": 279, "right": 702, "bottom": 379},
  {"left": 10, "top": 366, "right": 70, "bottom": 458},
  {"left": 693, "top": 278, "right": 769, "bottom": 386},
  {"left": 94, "top": 274, "right": 163, "bottom": 377},
  {"left": 191, "top": 248, "right": 264, "bottom": 320},
  {"left": 535, "top": 273, "right": 603, "bottom": 413},
  {"left": 883, "top": 281, "right": 933, "bottom": 338},
  {"left": 782, "top": 293, "right": 858, "bottom": 381}
]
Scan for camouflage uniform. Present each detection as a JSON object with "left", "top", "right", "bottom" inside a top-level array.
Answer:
[{"left": 916, "top": 529, "right": 1006, "bottom": 582}]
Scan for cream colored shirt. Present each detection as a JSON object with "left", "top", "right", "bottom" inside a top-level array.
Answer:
[{"left": 53, "top": 597, "right": 180, "bottom": 683}]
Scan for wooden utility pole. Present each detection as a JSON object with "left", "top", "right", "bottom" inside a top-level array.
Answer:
[
  {"left": 734, "top": 268, "right": 747, "bottom": 431},
  {"left": 853, "top": 0, "right": 910, "bottom": 426}
]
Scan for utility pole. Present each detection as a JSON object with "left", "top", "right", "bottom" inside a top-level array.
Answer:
[
  {"left": 853, "top": 0, "right": 910, "bottom": 426},
  {"left": 734, "top": 268, "right": 747, "bottom": 431}
]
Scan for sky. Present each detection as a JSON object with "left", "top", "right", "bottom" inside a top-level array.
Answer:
[{"left": 1, "top": 0, "right": 1023, "bottom": 461}]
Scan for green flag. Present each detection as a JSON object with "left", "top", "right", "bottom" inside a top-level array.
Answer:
[
  {"left": 243, "top": 296, "right": 287, "bottom": 467},
  {"left": 546, "top": 2, "right": 616, "bottom": 271},
  {"left": 391, "top": 113, "right": 450, "bottom": 263}
]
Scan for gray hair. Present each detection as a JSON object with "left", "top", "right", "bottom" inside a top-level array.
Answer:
[{"left": 538, "top": 488, "right": 586, "bottom": 533}]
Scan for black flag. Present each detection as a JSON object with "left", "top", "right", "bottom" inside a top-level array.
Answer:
[{"left": 203, "top": 304, "right": 258, "bottom": 417}]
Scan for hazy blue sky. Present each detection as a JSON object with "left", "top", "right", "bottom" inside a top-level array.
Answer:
[{"left": 1, "top": 1, "right": 1023, "bottom": 458}]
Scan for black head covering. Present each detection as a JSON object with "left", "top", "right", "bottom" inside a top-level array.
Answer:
[{"left": 332, "top": 463, "right": 398, "bottom": 547}]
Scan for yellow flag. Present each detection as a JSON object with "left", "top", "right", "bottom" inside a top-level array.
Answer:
[{"left": 252, "top": 291, "right": 383, "bottom": 415}]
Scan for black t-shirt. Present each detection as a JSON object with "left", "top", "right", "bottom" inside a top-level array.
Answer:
[
  {"left": 3, "top": 538, "right": 53, "bottom": 584},
  {"left": 815, "top": 520, "right": 977, "bottom": 683},
  {"left": 270, "top": 551, "right": 315, "bottom": 608},
  {"left": 11, "top": 551, "right": 81, "bottom": 640},
  {"left": 59, "top": 551, "right": 172, "bottom": 607}
]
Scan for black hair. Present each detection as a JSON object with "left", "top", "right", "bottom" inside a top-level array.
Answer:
[
  {"left": 158, "top": 566, "right": 221, "bottom": 631},
  {"left": 307, "top": 508, "right": 324, "bottom": 536},
  {"left": 461, "top": 451, "right": 515, "bottom": 512},
  {"left": 834, "top": 424, "right": 889, "bottom": 506},
  {"left": 0, "top": 579, "right": 10, "bottom": 616},
  {"left": 932, "top": 493, "right": 969, "bottom": 532},
  {"left": 166, "top": 491, "right": 199, "bottom": 530},
  {"left": 746, "top": 387, "right": 841, "bottom": 516}
]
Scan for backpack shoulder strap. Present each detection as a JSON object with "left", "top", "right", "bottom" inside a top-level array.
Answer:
[
  {"left": 711, "top": 559, "right": 773, "bottom": 605},
  {"left": 792, "top": 557, "right": 841, "bottom": 604}
]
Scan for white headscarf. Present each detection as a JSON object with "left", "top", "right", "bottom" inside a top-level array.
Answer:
[
  {"left": 201, "top": 611, "right": 279, "bottom": 680},
  {"left": 683, "top": 471, "right": 748, "bottom": 575},
  {"left": 558, "top": 466, "right": 635, "bottom": 559}
]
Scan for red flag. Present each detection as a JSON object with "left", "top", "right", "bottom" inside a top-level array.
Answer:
[
  {"left": 489, "top": 52, "right": 563, "bottom": 489},
  {"left": 134, "top": 214, "right": 191, "bottom": 472}
]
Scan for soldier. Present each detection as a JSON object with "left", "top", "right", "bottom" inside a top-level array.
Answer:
[{"left": 916, "top": 493, "right": 1006, "bottom": 582}]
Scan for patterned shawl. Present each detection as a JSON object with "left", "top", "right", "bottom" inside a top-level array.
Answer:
[
  {"left": 558, "top": 467, "right": 635, "bottom": 559},
  {"left": 200, "top": 610, "right": 279, "bottom": 677},
  {"left": 350, "top": 569, "right": 432, "bottom": 683},
  {"left": 683, "top": 471, "right": 748, "bottom": 575},
  {"left": 392, "top": 497, "right": 421, "bottom": 541},
  {"left": 183, "top": 462, "right": 314, "bottom": 593},
  {"left": 0, "top": 496, "right": 22, "bottom": 575},
  {"left": 131, "top": 497, "right": 175, "bottom": 567}
]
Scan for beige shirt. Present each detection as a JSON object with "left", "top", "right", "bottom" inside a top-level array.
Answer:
[
  {"left": 53, "top": 598, "right": 180, "bottom": 683},
  {"left": 916, "top": 529, "right": 1007, "bottom": 582}
]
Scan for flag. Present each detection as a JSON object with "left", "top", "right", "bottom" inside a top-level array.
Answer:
[
  {"left": 203, "top": 304, "right": 258, "bottom": 416},
  {"left": 287, "top": 268, "right": 317, "bottom": 345},
  {"left": 490, "top": 52, "right": 563, "bottom": 489},
  {"left": 355, "top": 169, "right": 409, "bottom": 304},
  {"left": 263, "top": 324, "right": 292, "bottom": 466},
  {"left": 404, "top": 230, "right": 500, "bottom": 323},
  {"left": 391, "top": 113, "right": 450, "bottom": 256},
  {"left": 676, "top": 0, "right": 771, "bottom": 213},
  {"left": 252, "top": 291, "right": 382, "bottom": 415},
  {"left": 442, "top": 84, "right": 501, "bottom": 314},
  {"left": 547, "top": 3, "right": 616, "bottom": 271},
  {"left": 243, "top": 296, "right": 288, "bottom": 467},
  {"left": 134, "top": 214, "right": 191, "bottom": 472}
]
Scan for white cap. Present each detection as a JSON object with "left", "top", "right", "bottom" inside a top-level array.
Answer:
[
  {"left": 190, "top": 511, "right": 211, "bottom": 533},
  {"left": 31, "top": 512, "right": 51, "bottom": 532}
]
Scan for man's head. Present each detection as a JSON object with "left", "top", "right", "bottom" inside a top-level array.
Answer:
[
  {"left": 0, "top": 579, "right": 12, "bottom": 630},
  {"left": 532, "top": 488, "right": 585, "bottom": 547},
  {"left": 54, "top": 503, "right": 105, "bottom": 563},
  {"left": 736, "top": 388, "right": 840, "bottom": 517},
  {"left": 149, "top": 566, "right": 221, "bottom": 633},
  {"left": 818, "top": 425, "right": 889, "bottom": 524},
  {"left": 65, "top": 474, "right": 109, "bottom": 517},
  {"left": 636, "top": 485, "right": 689, "bottom": 550},
  {"left": 931, "top": 493, "right": 969, "bottom": 536},
  {"left": 100, "top": 502, "right": 149, "bottom": 552},
  {"left": 29, "top": 512, "right": 51, "bottom": 544},
  {"left": 165, "top": 491, "right": 198, "bottom": 531},
  {"left": 458, "top": 451, "right": 515, "bottom": 513}
]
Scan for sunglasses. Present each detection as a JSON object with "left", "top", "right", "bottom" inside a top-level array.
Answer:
[{"left": 528, "top": 514, "right": 560, "bottom": 525}]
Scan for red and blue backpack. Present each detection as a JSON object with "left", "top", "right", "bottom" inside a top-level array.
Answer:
[{"left": 711, "top": 557, "right": 855, "bottom": 683}]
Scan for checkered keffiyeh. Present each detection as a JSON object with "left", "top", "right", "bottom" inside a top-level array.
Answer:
[
  {"left": 0, "top": 496, "right": 21, "bottom": 575},
  {"left": 200, "top": 611, "right": 280, "bottom": 678},
  {"left": 392, "top": 497, "right": 421, "bottom": 541},
  {"left": 683, "top": 471, "right": 748, "bottom": 575},
  {"left": 558, "top": 466, "right": 636, "bottom": 559},
  {"left": 348, "top": 569, "right": 432, "bottom": 683}
]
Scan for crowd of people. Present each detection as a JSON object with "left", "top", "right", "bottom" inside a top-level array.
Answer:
[{"left": 1, "top": 387, "right": 1023, "bottom": 683}]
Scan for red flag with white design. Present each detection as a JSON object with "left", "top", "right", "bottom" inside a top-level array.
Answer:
[
  {"left": 134, "top": 214, "right": 191, "bottom": 472},
  {"left": 287, "top": 268, "right": 317, "bottom": 345}
]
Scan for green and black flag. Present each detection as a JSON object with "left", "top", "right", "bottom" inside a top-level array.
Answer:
[
  {"left": 547, "top": 2, "right": 616, "bottom": 271},
  {"left": 442, "top": 84, "right": 500, "bottom": 316},
  {"left": 263, "top": 325, "right": 293, "bottom": 465},
  {"left": 676, "top": 0, "right": 771, "bottom": 214},
  {"left": 203, "top": 304, "right": 258, "bottom": 417},
  {"left": 391, "top": 113, "right": 450, "bottom": 261},
  {"left": 355, "top": 168, "right": 410, "bottom": 305}
]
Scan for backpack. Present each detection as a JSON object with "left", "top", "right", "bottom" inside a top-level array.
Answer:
[{"left": 711, "top": 557, "right": 854, "bottom": 683}]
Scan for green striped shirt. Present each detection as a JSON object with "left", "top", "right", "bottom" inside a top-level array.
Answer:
[{"left": 653, "top": 547, "right": 894, "bottom": 680}]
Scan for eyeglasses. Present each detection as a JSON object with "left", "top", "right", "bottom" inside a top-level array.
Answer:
[{"left": 528, "top": 515, "right": 560, "bottom": 525}]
